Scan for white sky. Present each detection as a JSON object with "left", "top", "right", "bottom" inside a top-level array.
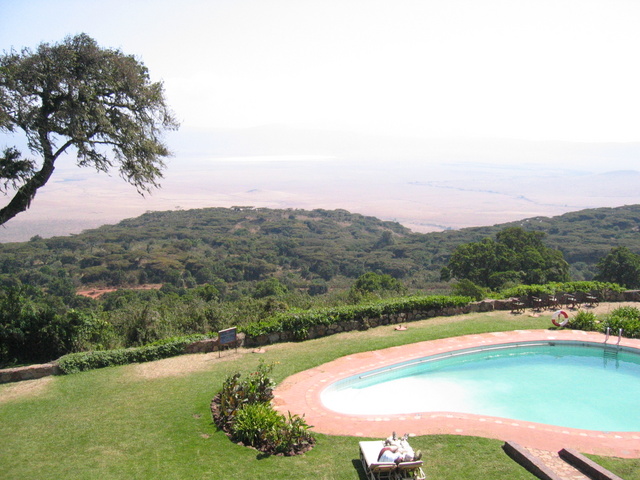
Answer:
[{"left": 2, "top": 0, "right": 640, "bottom": 143}]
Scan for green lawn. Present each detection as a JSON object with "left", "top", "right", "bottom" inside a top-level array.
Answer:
[{"left": 1, "top": 311, "right": 638, "bottom": 479}]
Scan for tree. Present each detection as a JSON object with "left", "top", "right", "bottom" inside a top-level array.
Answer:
[
  {"left": 446, "top": 227, "right": 569, "bottom": 290},
  {"left": 253, "top": 278, "right": 288, "bottom": 298},
  {"left": 451, "top": 279, "right": 490, "bottom": 301},
  {"left": 0, "top": 34, "right": 178, "bottom": 225},
  {"left": 594, "top": 246, "right": 640, "bottom": 288},
  {"left": 350, "top": 271, "right": 405, "bottom": 295}
]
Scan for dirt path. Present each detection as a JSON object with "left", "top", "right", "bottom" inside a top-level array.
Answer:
[
  {"left": 76, "top": 283, "right": 163, "bottom": 299},
  {"left": 0, "top": 376, "right": 54, "bottom": 404},
  {"left": 131, "top": 348, "right": 259, "bottom": 379}
]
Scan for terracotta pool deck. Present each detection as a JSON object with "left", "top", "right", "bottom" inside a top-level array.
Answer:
[{"left": 272, "top": 329, "right": 640, "bottom": 458}]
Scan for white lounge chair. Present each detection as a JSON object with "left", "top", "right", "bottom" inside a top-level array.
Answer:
[
  {"left": 396, "top": 460, "right": 425, "bottom": 479},
  {"left": 359, "top": 440, "right": 397, "bottom": 480},
  {"left": 359, "top": 440, "right": 425, "bottom": 480}
]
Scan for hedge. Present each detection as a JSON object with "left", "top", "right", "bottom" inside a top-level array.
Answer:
[
  {"left": 57, "top": 334, "right": 208, "bottom": 374},
  {"left": 240, "top": 295, "right": 471, "bottom": 338},
  {"left": 499, "top": 281, "right": 624, "bottom": 299}
]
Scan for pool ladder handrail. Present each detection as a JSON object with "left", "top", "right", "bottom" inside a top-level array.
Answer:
[{"left": 604, "top": 327, "right": 624, "bottom": 345}]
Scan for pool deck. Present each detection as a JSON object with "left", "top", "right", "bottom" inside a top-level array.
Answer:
[{"left": 272, "top": 329, "right": 640, "bottom": 458}]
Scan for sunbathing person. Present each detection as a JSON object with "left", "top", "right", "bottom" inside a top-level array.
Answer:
[
  {"left": 377, "top": 445, "right": 403, "bottom": 463},
  {"left": 382, "top": 432, "right": 422, "bottom": 462}
]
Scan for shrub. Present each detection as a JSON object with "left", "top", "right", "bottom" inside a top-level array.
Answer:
[
  {"left": 499, "top": 281, "right": 624, "bottom": 300},
  {"left": 568, "top": 305, "right": 640, "bottom": 339},
  {"left": 0, "top": 286, "right": 109, "bottom": 366},
  {"left": 232, "top": 406, "right": 314, "bottom": 455},
  {"left": 604, "top": 306, "right": 640, "bottom": 338},
  {"left": 240, "top": 294, "right": 471, "bottom": 339},
  {"left": 211, "top": 362, "right": 315, "bottom": 456},
  {"left": 212, "top": 361, "right": 275, "bottom": 430},
  {"left": 452, "top": 279, "right": 490, "bottom": 301},
  {"left": 568, "top": 310, "right": 598, "bottom": 331},
  {"left": 232, "top": 402, "right": 283, "bottom": 449},
  {"left": 57, "top": 334, "right": 206, "bottom": 374}
]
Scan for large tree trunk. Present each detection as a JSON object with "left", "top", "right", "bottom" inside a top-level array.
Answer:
[{"left": 0, "top": 156, "right": 56, "bottom": 227}]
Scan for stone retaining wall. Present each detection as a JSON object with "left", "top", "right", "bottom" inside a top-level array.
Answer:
[{"left": 0, "top": 363, "right": 60, "bottom": 384}]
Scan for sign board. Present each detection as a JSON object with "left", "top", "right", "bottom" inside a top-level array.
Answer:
[
  {"left": 218, "top": 327, "right": 237, "bottom": 345},
  {"left": 218, "top": 327, "right": 238, "bottom": 357}
]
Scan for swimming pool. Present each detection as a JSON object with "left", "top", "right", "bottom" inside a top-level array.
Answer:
[{"left": 320, "top": 341, "right": 640, "bottom": 432}]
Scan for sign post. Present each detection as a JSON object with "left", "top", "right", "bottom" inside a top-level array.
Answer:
[{"left": 218, "top": 327, "right": 238, "bottom": 357}]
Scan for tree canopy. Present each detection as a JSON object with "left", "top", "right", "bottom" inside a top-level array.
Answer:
[
  {"left": 443, "top": 226, "right": 570, "bottom": 289},
  {"left": 594, "top": 246, "right": 640, "bottom": 289},
  {"left": 0, "top": 34, "right": 178, "bottom": 225}
]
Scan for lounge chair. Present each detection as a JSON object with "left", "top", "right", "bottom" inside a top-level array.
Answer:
[
  {"left": 396, "top": 460, "right": 426, "bottom": 479},
  {"left": 359, "top": 440, "right": 425, "bottom": 480},
  {"left": 359, "top": 441, "right": 397, "bottom": 480}
]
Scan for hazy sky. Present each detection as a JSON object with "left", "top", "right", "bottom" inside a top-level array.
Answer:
[
  {"left": 1, "top": 0, "right": 640, "bottom": 242},
  {"left": 2, "top": 0, "right": 640, "bottom": 143}
]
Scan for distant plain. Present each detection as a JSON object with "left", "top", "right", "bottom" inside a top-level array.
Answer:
[{"left": 1, "top": 128, "right": 638, "bottom": 242}]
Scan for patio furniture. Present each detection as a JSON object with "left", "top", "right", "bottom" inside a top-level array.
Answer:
[
  {"left": 359, "top": 440, "right": 425, "bottom": 480},
  {"left": 510, "top": 298, "right": 525, "bottom": 314},
  {"left": 584, "top": 293, "right": 599, "bottom": 307},
  {"left": 545, "top": 294, "right": 560, "bottom": 309},
  {"left": 359, "top": 441, "right": 397, "bottom": 480},
  {"left": 396, "top": 460, "right": 426, "bottom": 479},
  {"left": 563, "top": 294, "right": 579, "bottom": 309},
  {"left": 530, "top": 296, "right": 543, "bottom": 311}
]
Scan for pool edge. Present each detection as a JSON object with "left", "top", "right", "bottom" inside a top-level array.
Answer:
[{"left": 272, "top": 329, "right": 640, "bottom": 458}]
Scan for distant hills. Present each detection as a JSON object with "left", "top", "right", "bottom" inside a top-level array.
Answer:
[
  {"left": 1, "top": 129, "right": 639, "bottom": 244},
  {"left": 1, "top": 204, "right": 639, "bottom": 292}
]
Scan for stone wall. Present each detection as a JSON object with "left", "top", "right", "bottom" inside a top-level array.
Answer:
[{"left": 0, "top": 363, "right": 60, "bottom": 384}]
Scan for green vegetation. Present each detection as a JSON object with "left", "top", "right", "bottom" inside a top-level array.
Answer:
[
  {"left": 0, "top": 204, "right": 639, "bottom": 368},
  {"left": 0, "top": 34, "right": 178, "bottom": 225},
  {"left": 568, "top": 306, "right": 640, "bottom": 338},
  {"left": 242, "top": 295, "right": 470, "bottom": 339},
  {"left": 212, "top": 361, "right": 315, "bottom": 456},
  {"left": 595, "top": 246, "right": 640, "bottom": 288},
  {"left": 498, "top": 280, "right": 623, "bottom": 299},
  {"left": 2, "top": 311, "right": 636, "bottom": 479},
  {"left": 603, "top": 306, "right": 640, "bottom": 338},
  {"left": 1, "top": 205, "right": 640, "bottom": 297},
  {"left": 57, "top": 335, "right": 207, "bottom": 374},
  {"left": 443, "top": 227, "right": 569, "bottom": 289}
]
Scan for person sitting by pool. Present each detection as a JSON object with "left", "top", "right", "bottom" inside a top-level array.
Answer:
[
  {"left": 382, "top": 433, "right": 422, "bottom": 462},
  {"left": 378, "top": 444, "right": 403, "bottom": 463}
]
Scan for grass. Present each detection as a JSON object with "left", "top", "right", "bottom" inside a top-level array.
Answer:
[{"left": 1, "top": 310, "right": 638, "bottom": 479}]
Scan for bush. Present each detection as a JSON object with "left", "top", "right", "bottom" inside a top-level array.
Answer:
[
  {"left": 211, "top": 362, "right": 315, "bottom": 456},
  {"left": 568, "top": 310, "right": 598, "bottom": 331},
  {"left": 232, "top": 405, "right": 314, "bottom": 455},
  {"left": 241, "top": 294, "right": 471, "bottom": 339},
  {"left": 232, "top": 403, "right": 283, "bottom": 448},
  {"left": 0, "top": 286, "right": 109, "bottom": 366},
  {"left": 57, "top": 334, "right": 207, "bottom": 374},
  {"left": 499, "top": 281, "right": 624, "bottom": 300},
  {"left": 567, "top": 305, "right": 640, "bottom": 339},
  {"left": 452, "top": 279, "right": 490, "bottom": 301},
  {"left": 212, "top": 361, "right": 275, "bottom": 430},
  {"left": 604, "top": 306, "right": 640, "bottom": 338}
]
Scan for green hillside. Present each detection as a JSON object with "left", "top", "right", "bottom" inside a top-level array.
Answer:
[{"left": 1, "top": 204, "right": 639, "bottom": 294}]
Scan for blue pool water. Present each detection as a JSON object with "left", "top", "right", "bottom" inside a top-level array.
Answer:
[{"left": 320, "top": 341, "right": 640, "bottom": 431}]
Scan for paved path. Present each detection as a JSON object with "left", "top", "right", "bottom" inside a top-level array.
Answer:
[{"left": 524, "top": 447, "right": 589, "bottom": 480}]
